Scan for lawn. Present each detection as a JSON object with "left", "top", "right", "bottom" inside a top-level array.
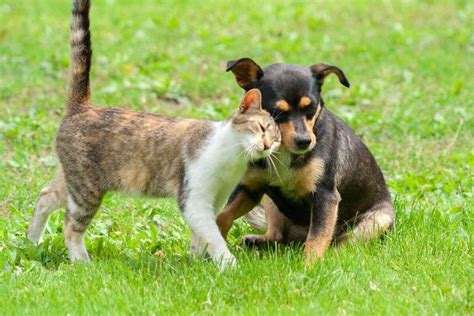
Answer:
[{"left": 0, "top": 0, "right": 472, "bottom": 314}]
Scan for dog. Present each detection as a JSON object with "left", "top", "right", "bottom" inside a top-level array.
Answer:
[{"left": 216, "top": 58, "right": 395, "bottom": 264}]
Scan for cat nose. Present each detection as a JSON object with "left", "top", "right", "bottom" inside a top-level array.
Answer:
[
  {"left": 263, "top": 141, "right": 271, "bottom": 150},
  {"left": 295, "top": 136, "right": 311, "bottom": 149}
]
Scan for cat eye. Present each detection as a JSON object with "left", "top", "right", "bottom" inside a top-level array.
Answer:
[{"left": 258, "top": 122, "right": 266, "bottom": 132}]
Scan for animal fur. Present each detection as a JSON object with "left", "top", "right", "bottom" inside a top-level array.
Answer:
[
  {"left": 27, "top": 1, "right": 281, "bottom": 269},
  {"left": 217, "top": 58, "right": 395, "bottom": 265}
]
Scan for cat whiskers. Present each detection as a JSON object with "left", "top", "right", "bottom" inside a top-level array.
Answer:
[
  {"left": 235, "top": 148, "right": 248, "bottom": 161},
  {"left": 265, "top": 154, "right": 282, "bottom": 185},
  {"left": 247, "top": 143, "right": 258, "bottom": 159},
  {"left": 236, "top": 143, "right": 255, "bottom": 161},
  {"left": 227, "top": 142, "right": 247, "bottom": 150},
  {"left": 269, "top": 149, "right": 287, "bottom": 171},
  {"left": 229, "top": 141, "right": 251, "bottom": 162},
  {"left": 272, "top": 110, "right": 284, "bottom": 122}
]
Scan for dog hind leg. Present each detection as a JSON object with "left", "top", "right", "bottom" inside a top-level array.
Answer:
[{"left": 336, "top": 201, "right": 394, "bottom": 245}]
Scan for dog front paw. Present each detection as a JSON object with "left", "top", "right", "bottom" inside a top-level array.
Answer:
[{"left": 241, "top": 234, "right": 270, "bottom": 247}]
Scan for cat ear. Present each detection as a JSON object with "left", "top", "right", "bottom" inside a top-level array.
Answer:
[{"left": 239, "top": 89, "right": 262, "bottom": 113}]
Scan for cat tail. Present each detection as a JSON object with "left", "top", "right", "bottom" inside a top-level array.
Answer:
[
  {"left": 66, "top": 0, "right": 92, "bottom": 115},
  {"left": 244, "top": 205, "right": 267, "bottom": 230}
]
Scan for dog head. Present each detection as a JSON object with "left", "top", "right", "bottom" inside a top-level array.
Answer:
[{"left": 226, "top": 58, "right": 349, "bottom": 154}]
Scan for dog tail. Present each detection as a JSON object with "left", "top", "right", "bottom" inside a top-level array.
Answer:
[
  {"left": 244, "top": 205, "right": 267, "bottom": 230},
  {"left": 66, "top": 0, "right": 92, "bottom": 115}
]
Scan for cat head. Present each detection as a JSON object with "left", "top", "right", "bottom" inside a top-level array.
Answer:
[{"left": 231, "top": 89, "right": 281, "bottom": 160}]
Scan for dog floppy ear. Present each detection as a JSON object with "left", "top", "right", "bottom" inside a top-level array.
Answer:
[
  {"left": 310, "top": 64, "right": 350, "bottom": 88},
  {"left": 239, "top": 88, "right": 262, "bottom": 113},
  {"left": 226, "top": 58, "right": 264, "bottom": 90}
]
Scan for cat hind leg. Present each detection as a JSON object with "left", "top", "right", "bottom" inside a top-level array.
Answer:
[
  {"left": 28, "top": 168, "right": 66, "bottom": 243},
  {"left": 64, "top": 193, "right": 101, "bottom": 261}
]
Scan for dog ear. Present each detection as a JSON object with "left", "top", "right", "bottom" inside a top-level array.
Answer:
[
  {"left": 239, "top": 88, "right": 262, "bottom": 113},
  {"left": 310, "top": 64, "right": 350, "bottom": 88},
  {"left": 226, "top": 58, "right": 264, "bottom": 90}
]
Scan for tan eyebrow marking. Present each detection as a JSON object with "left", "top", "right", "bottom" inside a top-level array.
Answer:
[
  {"left": 276, "top": 100, "right": 290, "bottom": 112},
  {"left": 299, "top": 96, "right": 312, "bottom": 108},
  {"left": 314, "top": 102, "right": 322, "bottom": 119}
]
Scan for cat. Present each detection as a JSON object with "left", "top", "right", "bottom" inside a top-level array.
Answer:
[{"left": 27, "top": 0, "right": 280, "bottom": 268}]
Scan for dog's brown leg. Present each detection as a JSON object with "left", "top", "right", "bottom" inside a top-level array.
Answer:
[
  {"left": 217, "top": 189, "right": 261, "bottom": 240},
  {"left": 286, "top": 221, "right": 309, "bottom": 242},
  {"left": 335, "top": 201, "right": 394, "bottom": 245},
  {"left": 242, "top": 195, "right": 286, "bottom": 246},
  {"left": 305, "top": 188, "right": 341, "bottom": 265}
]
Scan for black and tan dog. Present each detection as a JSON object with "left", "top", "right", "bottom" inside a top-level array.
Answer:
[{"left": 216, "top": 58, "right": 395, "bottom": 264}]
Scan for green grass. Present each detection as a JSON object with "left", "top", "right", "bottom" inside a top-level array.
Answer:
[{"left": 1, "top": 0, "right": 473, "bottom": 314}]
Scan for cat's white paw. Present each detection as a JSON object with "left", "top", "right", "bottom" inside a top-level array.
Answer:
[
  {"left": 69, "top": 250, "right": 91, "bottom": 262},
  {"left": 27, "top": 231, "right": 43, "bottom": 244},
  {"left": 190, "top": 239, "right": 207, "bottom": 257},
  {"left": 216, "top": 254, "right": 237, "bottom": 271}
]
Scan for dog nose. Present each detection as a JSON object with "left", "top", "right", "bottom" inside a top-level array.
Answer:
[{"left": 295, "top": 136, "right": 311, "bottom": 149}]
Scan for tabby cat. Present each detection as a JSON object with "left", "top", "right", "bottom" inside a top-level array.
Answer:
[{"left": 27, "top": 0, "right": 280, "bottom": 268}]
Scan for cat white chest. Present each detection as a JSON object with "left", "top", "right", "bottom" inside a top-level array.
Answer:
[{"left": 185, "top": 122, "right": 248, "bottom": 212}]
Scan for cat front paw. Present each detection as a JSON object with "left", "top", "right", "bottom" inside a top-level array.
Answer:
[
  {"left": 190, "top": 243, "right": 207, "bottom": 257},
  {"left": 216, "top": 253, "right": 237, "bottom": 271}
]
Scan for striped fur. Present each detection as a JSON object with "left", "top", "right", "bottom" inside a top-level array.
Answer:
[
  {"left": 26, "top": 0, "right": 282, "bottom": 269},
  {"left": 67, "top": 0, "right": 92, "bottom": 115}
]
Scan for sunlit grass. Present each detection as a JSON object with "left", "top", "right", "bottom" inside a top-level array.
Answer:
[{"left": 0, "top": 0, "right": 472, "bottom": 314}]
